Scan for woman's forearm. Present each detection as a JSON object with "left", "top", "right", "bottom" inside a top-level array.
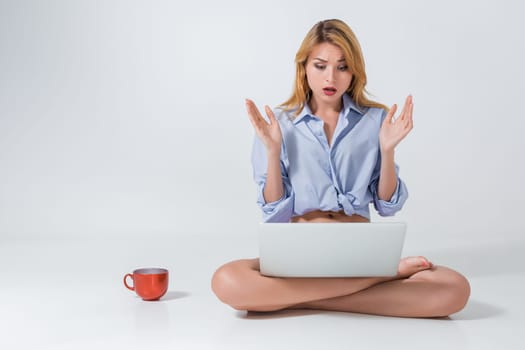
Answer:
[
  {"left": 263, "top": 150, "right": 285, "bottom": 203},
  {"left": 377, "top": 149, "right": 397, "bottom": 201}
]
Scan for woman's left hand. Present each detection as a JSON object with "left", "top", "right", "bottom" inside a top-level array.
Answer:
[{"left": 379, "top": 95, "right": 414, "bottom": 152}]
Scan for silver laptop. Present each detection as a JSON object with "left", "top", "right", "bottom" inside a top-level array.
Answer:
[{"left": 259, "top": 222, "right": 406, "bottom": 277}]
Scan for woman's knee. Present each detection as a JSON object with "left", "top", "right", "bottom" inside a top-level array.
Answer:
[
  {"left": 445, "top": 271, "right": 471, "bottom": 314},
  {"left": 211, "top": 259, "right": 256, "bottom": 310},
  {"left": 211, "top": 262, "right": 239, "bottom": 303},
  {"left": 433, "top": 269, "right": 471, "bottom": 316}
]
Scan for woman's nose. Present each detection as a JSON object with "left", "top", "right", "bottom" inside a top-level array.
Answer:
[{"left": 325, "top": 68, "right": 335, "bottom": 83}]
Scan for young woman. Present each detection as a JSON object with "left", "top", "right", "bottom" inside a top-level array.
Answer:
[{"left": 211, "top": 19, "right": 470, "bottom": 317}]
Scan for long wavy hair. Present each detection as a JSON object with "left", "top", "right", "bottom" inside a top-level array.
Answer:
[{"left": 280, "top": 19, "right": 387, "bottom": 116}]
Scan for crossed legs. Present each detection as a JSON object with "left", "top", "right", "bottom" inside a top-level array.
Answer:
[{"left": 211, "top": 257, "right": 470, "bottom": 318}]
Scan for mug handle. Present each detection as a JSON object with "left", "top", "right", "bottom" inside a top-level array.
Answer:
[{"left": 123, "top": 273, "right": 134, "bottom": 291}]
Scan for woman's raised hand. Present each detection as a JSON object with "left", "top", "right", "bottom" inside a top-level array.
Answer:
[
  {"left": 379, "top": 95, "right": 414, "bottom": 152},
  {"left": 245, "top": 99, "right": 282, "bottom": 154}
]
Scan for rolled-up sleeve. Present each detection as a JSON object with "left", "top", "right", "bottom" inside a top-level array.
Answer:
[
  {"left": 251, "top": 136, "right": 294, "bottom": 222},
  {"left": 369, "top": 161, "right": 409, "bottom": 217}
]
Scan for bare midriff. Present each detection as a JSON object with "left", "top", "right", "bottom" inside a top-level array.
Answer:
[{"left": 291, "top": 210, "right": 370, "bottom": 223}]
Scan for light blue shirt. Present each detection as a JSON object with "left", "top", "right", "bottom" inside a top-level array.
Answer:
[{"left": 251, "top": 94, "right": 408, "bottom": 223}]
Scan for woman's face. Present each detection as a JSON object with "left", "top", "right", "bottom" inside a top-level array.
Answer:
[{"left": 305, "top": 42, "right": 353, "bottom": 108}]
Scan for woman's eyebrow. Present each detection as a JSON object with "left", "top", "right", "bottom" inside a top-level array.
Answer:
[{"left": 312, "top": 57, "right": 346, "bottom": 62}]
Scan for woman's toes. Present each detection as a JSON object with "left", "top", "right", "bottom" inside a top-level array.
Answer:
[
  {"left": 417, "top": 256, "right": 433, "bottom": 268},
  {"left": 398, "top": 256, "right": 433, "bottom": 277}
]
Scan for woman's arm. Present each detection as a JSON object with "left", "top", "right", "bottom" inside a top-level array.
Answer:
[
  {"left": 264, "top": 150, "right": 284, "bottom": 202},
  {"left": 377, "top": 149, "right": 397, "bottom": 201},
  {"left": 378, "top": 95, "right": 414, "bottom": 201},
  {"left": 245, "top": 99, "right": 284, "bottom": 202}
]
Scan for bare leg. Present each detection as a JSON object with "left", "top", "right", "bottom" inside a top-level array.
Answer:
[{"left": 211, "top": 256, "right": 444, "bottom": 313}]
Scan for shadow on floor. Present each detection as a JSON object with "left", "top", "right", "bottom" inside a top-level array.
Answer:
[
  {"left": 238, "top": 299, "right": 504, "bottom": 321},
  {"left": 161, "top": 290, "right": 191, "bottom": 301},
  {"left": 238, "top": 308, "right": 324, "bottom": 320},
  {"left": 452, "top": 299, "right": 505, "bottom": 320}
]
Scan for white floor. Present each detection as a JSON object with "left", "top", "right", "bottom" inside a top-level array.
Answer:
[{"left": 1, "top": 232, "right": 524, "bottom": 350}]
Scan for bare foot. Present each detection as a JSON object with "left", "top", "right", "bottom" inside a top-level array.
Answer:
[{"left": 397, "top": 256, "right": 433, "bottom": 278}]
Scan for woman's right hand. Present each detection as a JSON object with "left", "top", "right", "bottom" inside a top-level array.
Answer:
[{"left": 245, "top": 99, "right": 282, "bottom": 155}]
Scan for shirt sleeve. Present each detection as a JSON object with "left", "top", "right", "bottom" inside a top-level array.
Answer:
[
  {"left": 251, "top": 135, "right": 294, "bottom": 222},
  {"left": 369, "top": 154, "right": 409, "bottom": 217}
]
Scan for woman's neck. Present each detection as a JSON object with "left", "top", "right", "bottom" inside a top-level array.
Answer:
[{"left": 309, "top": 97, "right": 342, "bottom": 121}]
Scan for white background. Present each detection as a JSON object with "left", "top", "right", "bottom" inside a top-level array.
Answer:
[{"left": 1, "top": 0, "right": 524, "bottom": 242}]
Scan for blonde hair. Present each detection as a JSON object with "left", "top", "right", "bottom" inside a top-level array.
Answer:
[{"left": 280, "top": 19, "right": 387, "bottom": 116}]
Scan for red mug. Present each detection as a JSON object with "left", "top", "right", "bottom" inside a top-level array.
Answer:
[{"left": 124, "top": 268, "right": 169, "bottom": 301}]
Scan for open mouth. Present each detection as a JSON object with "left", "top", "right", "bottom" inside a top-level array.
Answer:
[{"left": 323, "top": 87, "right": 337, "bottom": 96}]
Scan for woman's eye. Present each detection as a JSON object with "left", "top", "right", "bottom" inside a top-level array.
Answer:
[
  {"left": 314, "top": 64, "right": 326, "bottom": 70},
  {"left": 338, "top": 65, "right": 348, "bottom": 71}
]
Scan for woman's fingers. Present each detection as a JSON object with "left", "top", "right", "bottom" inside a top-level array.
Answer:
[
  {"left": 265, "top": 105, "right": 276, "bottom": 125},
  {"left": 246, "top": 99, "right": 282, "bottom": 152},
  {"left": 245, "top": 100, "right": 258, "bottom": 128},
  {"left": 245, "top": 99, "right": 267, "bottom": 130},
  {"left": 380, "top": 95, "right": 415, "bottom": 150},
  {"left": 245, "top": 99, "right": 261, "bottom": 121},
  {"left": 246, "top": 99, "right": 280, "bottom": 147},
  {"left": 401, "top": 96, "right": 413, "bottom": 130},
  {"left": 389, "top": 96, "right": 414, "bottom": 129},
  {"left": 384, "top": 104, "right": 397, "bottom": 125},
  {"left": 406, "top": 99, "right": 414, "bottom": 130},
  {"left": 398, "top": 95, "right": 411, "bottom": 122}
]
